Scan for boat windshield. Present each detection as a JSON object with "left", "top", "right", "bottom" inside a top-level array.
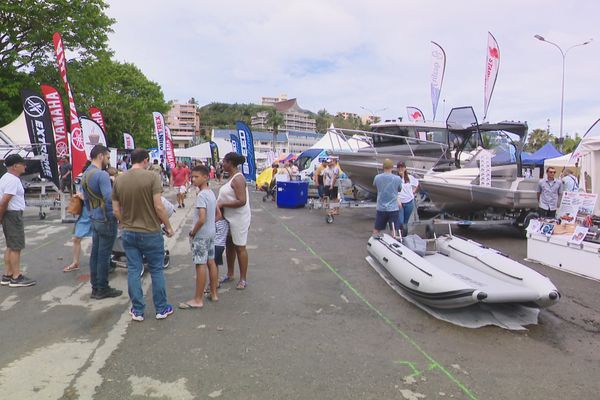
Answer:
[
  {"left": 462, "top": 130, "right": 520, "bottom": 167},
  {"left": 371, "top": 126, "right": 448, "bottom": 147}
]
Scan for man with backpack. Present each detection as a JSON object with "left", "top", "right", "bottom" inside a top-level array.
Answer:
[{"left": 82, "top": 145, "right": 122, "bottom": 299}]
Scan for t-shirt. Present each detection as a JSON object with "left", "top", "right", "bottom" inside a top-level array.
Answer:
[
  {"left": 60, "top": 163, "right": 72, "bottom": 178},
  {"left": 398, "top": 174, "right": 419, "bottom": 203},
  {"left": 373, "top": 172, "right": 402, "bottom": 212},
  {"left": 112, "top": 168, "right": 163, "bottom": 232},
  {"left": 323, "top": 166, "right": 339, "bottom": 187},
  {"left": 82, "top": 165, "right": 114, "bottom": 221},
  {"left": 149, "top": 164, "right": 162, "bottom": 175},
  {"left": 562, "top": 174, "right": 578, "bottom": 193},
  {"left": 193, "top": 188, "right": 216, "bottom": 238},
  {"left": 0, "top": 173, "right": 25, "bottom": 211},
  {"left": 172, "top": 167, "right": 187, "bottom": 186},
  {"left": 315, "top": 164, "right": 327, "bottom": 185},
  {"left": 537, "top": 178, "right": 562, "bottom": 211}
]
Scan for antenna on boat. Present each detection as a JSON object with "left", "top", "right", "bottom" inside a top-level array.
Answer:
[{"left": 448, "top": 223, "right": 453, "bottom": 237}]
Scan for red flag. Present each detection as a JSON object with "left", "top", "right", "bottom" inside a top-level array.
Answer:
[
  {"left": 123, "top": 133, "right": 135, "bottom": 150},
  {"left": 52, "top": 32, "right": 86, "bottom": 177},
  {"left": 40, "top": 84, "right": 69, "bottom": 159},
  {"left": 406, "top": 106, "right": 425, "bottom": 122},
  {"left": 165, "top": 126, "right": 176, "bottom": 169},
  {"left": 89, "top": 107, "right": 107, "bottom": 134}
]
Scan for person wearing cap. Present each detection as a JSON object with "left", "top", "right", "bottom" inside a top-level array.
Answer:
[
  {"left": 396, "top": 161, "right": 419, "bottom": 237},
  {"left": 0, "top": 154, "right": 36, "bottom": 287},
  {"left": 373, "top": 159, "right": 403, "bottom": 237}
]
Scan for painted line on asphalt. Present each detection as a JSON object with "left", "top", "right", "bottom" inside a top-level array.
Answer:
[{"left": 272, "top": 214, "right": 479, "bottom": 400}]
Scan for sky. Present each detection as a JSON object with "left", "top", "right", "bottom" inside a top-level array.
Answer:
[{"left": 106, "top": 0, "right": 599, "bottom": 136}]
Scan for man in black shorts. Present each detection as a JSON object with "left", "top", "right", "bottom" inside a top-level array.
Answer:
[{"left": 323, "top": 158, "right": 340, "bottom": 213}]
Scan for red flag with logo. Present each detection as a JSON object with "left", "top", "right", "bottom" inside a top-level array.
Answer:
[
  {"left": 89, "top": 107, "right": 107, "bottom": 135},
  {"left": 406, "top": 106, "right": 425, "bottom": 122},
  {"left": 40, "top": 84, "right": 69, "bottom": 159},
  {"left": 483, "top": 32, "right": 500, "bottom": 121},
  {"left": 165, "top": 126, "right": 176, "bottom": 169},
  {"left": 52, "top": 32, "right": 86, "bottom": 177}
]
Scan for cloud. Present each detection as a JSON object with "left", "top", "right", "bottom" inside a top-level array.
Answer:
[{"left": 106, "top": 0, "right": 599, "bottom": 134}]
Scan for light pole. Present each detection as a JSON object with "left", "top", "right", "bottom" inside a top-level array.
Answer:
[
  {"left": 534, "top": 34, "right": 593, "bottom": 139},
  {"left": 359, "top": 106, "right": 387, "bottom": 124}
]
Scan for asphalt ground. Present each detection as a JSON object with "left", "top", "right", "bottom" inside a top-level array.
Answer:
[{"left": 0, "top": 185, "right": 599, "bottom": 399}]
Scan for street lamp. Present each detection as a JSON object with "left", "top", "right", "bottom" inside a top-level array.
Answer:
[
  {"left": 534, "top": 34, "right": 593, "bottom": 139},
  {"left": 360, "top": 106, "right": 387, "bottom": 123}
]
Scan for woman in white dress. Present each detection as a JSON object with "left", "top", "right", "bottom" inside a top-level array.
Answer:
[
  {"left": 217, "top": 152, "right": 251, "bottom": 290},
  {"left": 396, "top": 161, "right": 419, "bottom": 237}
]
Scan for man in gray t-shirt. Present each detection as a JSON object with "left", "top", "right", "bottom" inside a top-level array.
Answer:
[
  {"left": 373, "top": 159, "right": 403, "bottom": 236},
  {"left": 182, "top": 165, "right": 218, "bottom": 309},
  {"left": 537, "top": 167, "right": 562, "bottom": 218}
]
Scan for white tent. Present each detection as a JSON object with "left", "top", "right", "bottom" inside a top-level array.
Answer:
[
  {"left": 0, "top": 111, "right": 29, "bottom": 145},
  {"left": 174, "top": 137, "right": 233, "bottom": 160},
  {"left": 544, "top": 153, "right": 578, "bottom": 172},
  {"left": 311, "top": 129, "right": 369, "bottom": 151}
]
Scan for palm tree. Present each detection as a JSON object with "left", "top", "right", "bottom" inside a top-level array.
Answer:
[{"left": 267, "top": 110, "right": 284, "bottom": 152}]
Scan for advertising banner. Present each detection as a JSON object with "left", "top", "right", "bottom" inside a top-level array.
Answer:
[
  {"left": 230, "top": 133, "right": 240, "bottom": 154},
  {"left": 209, "top": 141, "right": 219, "bottom": 167},
  {"left": 152, "top": 112, "right": 166, "bottom": 158},
  {"left": 164, "top": 126, "right": 176, "bottom": 169},
  {"left": 52, "top": 32, "right": 86, "bottom": 177},
  {"left": 40, "top": 84, "right": 69, "bottom": 159},
  {"left": 483, "top": 32, "right": 500, "bottom": 121},
  {"left": 235, "top": 121, "right": 257, "bottom": 181},
  {"left": 123, "top": 133, "right": 135, "bottom": 150},
  {"left": 430, "top": 41, "right": 446, "bottom": 120},
  {"left": 20, "top": 89, "right": 60, "bottom": 187},
  {"left": 80, "top": 117, "right": 108, "bottom": 159},
  {"left": 88, "top": 107, "right": 107, "bottom": 135},
  {"left": 406, "top": 106, "right": 425, "bottom": 122}
]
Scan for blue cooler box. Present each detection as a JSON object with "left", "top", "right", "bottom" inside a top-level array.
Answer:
[{"left": 276, "top": 181, "right": 309, "bottom": 208}]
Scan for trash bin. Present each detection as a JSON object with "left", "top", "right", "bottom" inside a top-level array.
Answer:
[{"left": 276, "top": 181, "right": 309, "bottom": 208}]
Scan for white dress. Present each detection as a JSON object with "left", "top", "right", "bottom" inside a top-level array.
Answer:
[{"left": 217, "top": 172, "right": 251, "bottom": 246}]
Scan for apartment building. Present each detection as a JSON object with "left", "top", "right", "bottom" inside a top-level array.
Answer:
[
  {"left": 251, "top": 98, "right": 317, "bottom": 133},
  {"left": 165, "top": 100, "right": 200, "bottom": 148},
  {"left": 261, "top": 94, "right": 288, "bottom": 106}
]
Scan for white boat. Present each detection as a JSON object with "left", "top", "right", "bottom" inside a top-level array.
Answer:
[{"left": 367, "top": 233, "right": 560, "bottom": 309}]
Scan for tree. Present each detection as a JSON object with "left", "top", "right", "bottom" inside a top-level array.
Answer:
[
  {"left": 524, "top": 128, "right": 554, "bottom": 152},
  {"left": 267, "top": 110, "right": 284, "bottom": 152},
  {"left": 0, "top": 0, "right": 114, "bottom": 71},
  {"left": 560, "top": 134, "right": 581, "bottom": 154},
  {"left": 33, "top": 59, "right": 169, "bottom": 148}
]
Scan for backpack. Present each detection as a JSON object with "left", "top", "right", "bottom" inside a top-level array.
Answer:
[{"left": 81, "top": 168, "right": 105, "bottom": 211}]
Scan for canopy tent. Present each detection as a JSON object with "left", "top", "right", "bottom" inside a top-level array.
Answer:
[
  {"left": 544, "top": 153, "right": 578, "bottom": 170},
  {"left": 0, "top": 112, "right": 29, "bottom": 145},
  {"left": 522, "top": 142, "right": 562, "bottom": 166},
  {"left": 173, "top": 138, "right": 232, "bottom": 160},
  {"left": 310, "top": 128, "right": 369, "bottom": 151}
]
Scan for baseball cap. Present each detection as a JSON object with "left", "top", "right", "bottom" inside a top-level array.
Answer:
[
  {"left": 5, "top": 154, "right": 26, "bottom": 167},
  {"left": 382, "top": 159, "right": 394, "bottom": 169}
]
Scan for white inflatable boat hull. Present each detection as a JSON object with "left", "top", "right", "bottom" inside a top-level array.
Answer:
[{"left": 367, "top": 234, "right": 560, "bottom": 309}]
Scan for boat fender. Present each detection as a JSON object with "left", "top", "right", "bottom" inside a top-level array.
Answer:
[
  {"left": 476, "top": 292, "right": 488, "bottom": 301},
  {"left": 410, "top": 279, "right": 420, "bottom": 287},
  {"left": 383, "top": 257, "right": 389, "bottom": 263},
  {"left": 549, "top": 291, "right": 560, "bottom": 301}
]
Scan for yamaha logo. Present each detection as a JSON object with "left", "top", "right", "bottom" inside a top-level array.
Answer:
[
  {"left": 71, "top": 127, "right": 85, "bottom": 151},
  {"left": 24, "top": 95, "right": 47, "bottom": 118}
]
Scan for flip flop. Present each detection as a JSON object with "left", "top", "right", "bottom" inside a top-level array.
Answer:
[
  {"left": 63, "top": 264, "right": 80, "bottom": 273},
  {"left": 178, "top": 302, "right": 203, "bottom": 310},
  {"left": 236, "top": 280, "right": 247, "bottom": 290},
  {"left": 219, "top": 275, "right": 233, "bottom": 285}
]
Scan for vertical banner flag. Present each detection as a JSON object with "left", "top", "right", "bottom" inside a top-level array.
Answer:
[
  {"left": 20, "top": 89, "right": 60, "bottom": 187},
  {"left": 40, "top": 84, "right": 69, "bottom": 159},
  {"left": 164, "top": 126, "right": 176, "bottom": 169},
  {"left": 152, "top": 112, "right": 166, "bottom": 158},
  {"left": 89, "top": 107, "right": 107, "bottom": 134},
  {"left": 406, "top": 106, "right": 425, "bottom": 122},
  {"left": 483, "top": 32, "right": 500, "bottom": 121},
  {"left": 80, "top": 117, "right": 108, "bottom": 158},
  {"left": 123, "top": 133, "right": 135, "bottom": 150},
  {"left": 52, "top": 32, "right": 86, "bottom": 177},
  {"left": 430, "top": 41, "right": 446, "bottom": 120},
  {"left": 209, "top": 141, "right": 219, "bottom": 167},
  {"left": 230, "top": 133, "right": 241, "bottom": 154},
  {"left": 235, "top": 121, "right": 257, "bottom": 181}
]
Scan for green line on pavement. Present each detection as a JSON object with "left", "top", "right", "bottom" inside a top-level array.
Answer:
[{"left": 276, "top": 217, "right": 479, "bottom": 400}]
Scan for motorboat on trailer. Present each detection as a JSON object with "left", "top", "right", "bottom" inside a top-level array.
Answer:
[
  {"left": 330, "top": 120, "right": 453, "bottom": 195},
  {"left": 419, "top": 107, "right": 539, "bottom": 212},
  {"left": 366, "top": 233, "right": 560, "bottom": 309}
]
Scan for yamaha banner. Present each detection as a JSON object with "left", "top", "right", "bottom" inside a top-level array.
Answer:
[
  {"left": 40, "top": 84, "right": 69, "bottom": 159},
  {"left": 230, "top": 133, "right": 240, "bottom": 154},
  {"left": 20, "top": 89, "right": 60, "bottom": 187},
  {"left": 89, "top": 107, "right": 107, "bottom": 134},
  {"left": 209, "top": 141, "right": 219, "bottom": 167},
  {"left": 235, "top": 121, "right": 257, "bottom": 181}
]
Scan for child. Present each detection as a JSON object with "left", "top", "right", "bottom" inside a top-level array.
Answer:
[
  {"left": 214, "top": 207, "right": 229, "bottom": 282},
  {"left": 179, "top": 165, "right": 218, "bottom": 309}
]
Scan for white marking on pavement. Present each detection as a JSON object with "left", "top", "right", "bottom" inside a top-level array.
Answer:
[
  {"left": 340, "top": 294, "right": 349, "bottom": 303},
  {"left": 40, "top": 284, "right": 128, "bottom": 312},
  {"left": 246, "top": 245, "right": 258, "bottom": 250},
  {"left": 0, "top": 294, "right": 19, "bottom": 311},
  {"left": 208, "top": 389, "right": 223, "bottom": 398},
  {"left": 291, "top": 258, "right": 300, "bottom": 265},
  {"left": 400, "top": 389, "right": 426, "bottom": 399},
  {"left": 128, "top": 375, "right": 194, "bottom": 400},
  {"left": 0, "top": 339, "right": 99, "bottom": 399}
]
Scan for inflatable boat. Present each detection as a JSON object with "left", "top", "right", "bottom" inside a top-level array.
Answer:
[{"left": 367, "top": 234, "right": 560, "bottom": 309}]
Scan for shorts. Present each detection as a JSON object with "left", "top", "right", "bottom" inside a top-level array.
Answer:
[
  {"left": 2, "top": 211, "right": 25, "bottom": 250},
  {"left": 214, "top": 245, "right": 225, "bottom": 266},
  {"left": 191, "top": 236, "right": 215, "bottom": 265},
  {"left": 175, "top": 185, "right": 187, "bottom": 194},
  {"left": 374, "top": 210, "right": 401, "bottom": 231},
  {"left": 73, "top": 207, "right": 92, "bottom": 238},
  {"left": 324, "top": 186, "right": 338, "bottom": 199}
]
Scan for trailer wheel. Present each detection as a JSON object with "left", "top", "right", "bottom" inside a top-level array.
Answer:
[
  {"left": 326, "top": 214, "right": 334, "bottom": 224},
  {"left": 39, "top": 212, "right": 46, "bottom": 220},
  {"left": 519, "top": 211, "right": 539, "bottom": 239}
]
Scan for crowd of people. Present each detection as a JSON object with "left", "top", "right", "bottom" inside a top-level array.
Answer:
[{"left": 0, "top": 146, "right": 252, "bottom": 323}]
